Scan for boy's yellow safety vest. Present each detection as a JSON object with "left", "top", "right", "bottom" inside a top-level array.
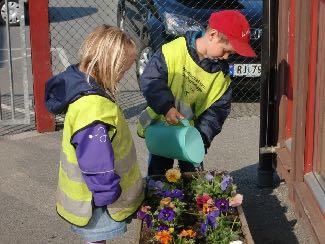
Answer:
[
  {"left": 137, "top": 36, "right": 232, "bottom": 137},
  {"left": 57, "top": 95, "right": 144, "bottom": 226}
]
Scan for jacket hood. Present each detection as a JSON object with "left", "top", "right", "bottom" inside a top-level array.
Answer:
[{"left": 45, "top": 65, "right": 108, "bottom": 115}]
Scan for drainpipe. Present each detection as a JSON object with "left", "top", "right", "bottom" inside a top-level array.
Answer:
[{"left": 257, "top": 0, "right": 278, "bottom": 187}]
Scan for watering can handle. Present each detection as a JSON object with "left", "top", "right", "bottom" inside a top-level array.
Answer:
[{"left": 180, "top": 119, "right": 190, "bottom": 127}]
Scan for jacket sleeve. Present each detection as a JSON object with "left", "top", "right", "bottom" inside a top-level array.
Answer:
[
  {"left": 195, "top": 85, "right": 232, "bottom": 149},
  {"left": 71, "top": 123, "right": 121, "bottom": 207},
  {"left": 139, "top": 48, "right": 175, "bottom": 115}
]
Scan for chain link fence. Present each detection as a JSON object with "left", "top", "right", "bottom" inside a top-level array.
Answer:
[{"left": 49, "top": 0, "right": 262, "bottom": 124}]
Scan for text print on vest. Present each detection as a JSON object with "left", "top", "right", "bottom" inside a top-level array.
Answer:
[{"left": 182, "top": 67, "right": 206, "bottom": 98}]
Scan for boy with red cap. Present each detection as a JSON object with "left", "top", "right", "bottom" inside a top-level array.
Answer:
[{"left": 137, "top": 10, "right": 257, "bottom": 175}]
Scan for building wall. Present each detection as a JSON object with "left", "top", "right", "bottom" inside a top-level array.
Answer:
[{"left": 274, "top": 0, "right": 325, "bottom": 243}]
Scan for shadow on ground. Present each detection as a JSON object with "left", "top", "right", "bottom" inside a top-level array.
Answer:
[{"left": 231, "top": 164, "right": 300, "bottom": 244}]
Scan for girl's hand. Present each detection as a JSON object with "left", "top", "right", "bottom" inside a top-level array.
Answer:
[{"left": 165, "top": 107, "right": 185, "bottom": 124}]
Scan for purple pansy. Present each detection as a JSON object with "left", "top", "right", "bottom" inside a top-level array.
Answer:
[
  {"left": 147, "top": 179, "right": 155, "bottom": 190},
  {"left": 155, "top": 181, "right": 164, "bottom": 190},
  {"left": 137, "top": 210, "right": 147, "bottom": 220},
  {"left": 206, "top": 210, "right": 220, "bottom": 229},
  {"left": 163, "top": 189, "right": 184, "bottom": 200},
  {"left": 171, "top": 189, "right": 184, "bottom": 200},
  {"left": 220, "top": 175, "right": 233, "bottom": 191},
  {"left": 157, "top": 225, "right": 169, "bottom": 231},
  {"left": 163, "top": 190, "right": 172, "bottom": 198},
  {"left": 200, "top": 222, "right": 207, "bottom": 235},
  {"left": 158, "top": 207, "right": 175, "bottom": 222},
  {"left": 215, "top": 198, "right": 229, "bottom": 213},
  {"left": 205, "top": 172, "right": 214, "bottom": 182},
  {"left": 148, "top": 180, "right": 164, "bottom": 191},
  {"left": 144, "top": 214, "right": 153, "bottom": 228}
]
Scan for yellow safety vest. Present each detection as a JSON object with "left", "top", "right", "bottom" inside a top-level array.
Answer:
[
  {"left": 137, "top": 36, "right": 232, "bottom": 137},
  {"left": 57, "top": 94, "right": 144, "bottom": 226}
]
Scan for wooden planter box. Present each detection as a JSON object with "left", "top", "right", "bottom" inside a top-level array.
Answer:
[
  {"left": 134, "top": 205, "right": 254, "bottom": 244},
  {"left": 134, "top": 173, "right": 254, "bottom": 244}
]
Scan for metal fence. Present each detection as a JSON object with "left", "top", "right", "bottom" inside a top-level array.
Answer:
[
  {"left": 48, "top": 0, "right": 263, "bottom": 122},
  {"left": 0, "top": 0, "right": 34, "bottom": 135}
]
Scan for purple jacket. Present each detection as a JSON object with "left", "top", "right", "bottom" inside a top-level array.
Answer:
[{"left": 71, "top": 123, "right": 121, "bottom": 207}]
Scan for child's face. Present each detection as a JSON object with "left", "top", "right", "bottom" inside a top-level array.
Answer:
[{"left": 205, "top": 29, "right": 236, "bottom": 60}]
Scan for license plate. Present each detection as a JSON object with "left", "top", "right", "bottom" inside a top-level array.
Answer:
[{"left": 229, "top": 64, "right": 261, "bottom": 77}]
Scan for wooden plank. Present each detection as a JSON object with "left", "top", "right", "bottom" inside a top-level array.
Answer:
[
  {"left": 313, "top": 0, "right": 325, "bottom": 175},
  {"left": 276, "top": 147, "right": 292, "bottom": 181},
  {"left": 276, "top": 0, "right": 290, "bottom": 144},
  {"left": 238, "top": 205, "right": 254, "bottom": 244},
  {"left": 293, "top": 182, "right": 325, "bottom": 244},
  {"left": 291, "top": 0, "right": 312, "bottom": 182},
  {"left": 304, "top": 0, "right": 319, "bottom": 173}
]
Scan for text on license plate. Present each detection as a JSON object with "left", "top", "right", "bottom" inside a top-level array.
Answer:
[{"left": 229, "top": 64, "right": 261, "bottom": 77}]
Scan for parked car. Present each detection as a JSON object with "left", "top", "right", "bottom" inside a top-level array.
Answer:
[
  {"left": 117, "top": 0, "right": 262, "bottom": 86},
  {"left": 0, "top": 0, "right": 28, "bottom": 26}
]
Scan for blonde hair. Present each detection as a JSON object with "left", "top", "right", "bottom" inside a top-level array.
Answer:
[{"left": 79, "top": 25, "right": 136, "bottom": 98}]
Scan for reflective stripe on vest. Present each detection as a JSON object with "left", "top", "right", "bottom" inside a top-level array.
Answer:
[
  {"left": 57, "top": 95, "right": 144, "bottom": 226},
  {"left": 137, "top": 36, "right": 231, "bottom": 136}
]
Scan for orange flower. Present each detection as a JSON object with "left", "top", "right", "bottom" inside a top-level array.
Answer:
[
  {"left": 187, "top": 229, "right": 196, "bottom": 238},
  {"left": 179, "top": 229, "right": 197, "bottom": 238},
  {"left": 155, "top": 230, "right": 172, "bottom": 244},
  {"left": 165, "top": 168, "right": 181, "bottom": 183},
  {"left": 202, "top": 198, "right": 217, "bottom": 214},
  {"left": 160, "top": 197, "right": 172, "bottom": 207},
  {"left": 180, "top": 229, "right": 188, "bottom": 238}
]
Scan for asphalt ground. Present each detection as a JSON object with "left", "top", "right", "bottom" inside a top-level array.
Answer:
[{"left": 0, "top": 115, "right": 315, "bottom": 244}]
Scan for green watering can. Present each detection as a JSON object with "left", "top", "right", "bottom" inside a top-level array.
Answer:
[{"left": 145, "top": 119, "right": 205, "bottom": 165}]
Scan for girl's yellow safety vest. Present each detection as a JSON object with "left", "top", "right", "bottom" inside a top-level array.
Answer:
[
  {"left": 57, "top": 95, "right": 144, "bottom": 226},
  {"left": 137, "top": 36, "right": 232, "bottom": 137}
]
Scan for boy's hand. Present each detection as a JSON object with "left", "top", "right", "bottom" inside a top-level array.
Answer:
[{"left": 165, "top": 107, "right": 185, "bottom": 124}]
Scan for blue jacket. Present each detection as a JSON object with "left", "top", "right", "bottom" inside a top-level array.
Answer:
[{"left": 140, "top": 31, "right": 232, "bottom": 149}]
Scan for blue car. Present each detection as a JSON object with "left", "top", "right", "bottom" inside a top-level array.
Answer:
[{"left": 117, "top": 0, "right": 263, "bottom": 91}]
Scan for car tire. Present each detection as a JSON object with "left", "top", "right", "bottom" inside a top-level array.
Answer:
[{"left": 0, "top": 0, "right": 20, "bottom": 26}]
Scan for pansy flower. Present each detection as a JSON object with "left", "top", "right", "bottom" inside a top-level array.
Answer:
[
  {"left": 157, "top": 224, "right": 169, "bottom": 231},
  {"left": 158, "top": 207, "right": 175, "bottom": 222},
  {"left": 215, "top": 198, "right": 229, "bottom": 213},
  {"left": 220, "top": 175, "right": 233, "bottom": 191},
  {"left": 206, "top": 210, "right": 220, "bottom": 229},
  {"left": 137, "top": 205, "right": 151, "bottom": 219},
  {"left": 160, "top": 197, "right": 172, "bottom": 207},
  {"left": 144, "top": 214, "right": 153, "bottom": 228},
  {"left": 196, "top": 194, "right": 212, "bottom": 209},
  {"left": 179, "top": 229, "right": 197, "bottom": 238},
  {"left": 148, "top": 180, "right": 164, "bottom": 191},
  {"left": 205, "top": 172, "right": 214, "bottom": 182},
  {"left": 165, "top": 168, "right": 181, "bottom": 183},
  {"left": 200, "top": 222, "right": 207, "bottom": 235},
  {"left": 171, "top": 189, "right": 184, "bottom": 200},
  {"left": 155, "top": 230, "right": 172, "bottom": 244},
  {"left": 229, "top": 194, "right": 243, "bottom": 207}
]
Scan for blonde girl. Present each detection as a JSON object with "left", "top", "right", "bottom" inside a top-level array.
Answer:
[{"left": 45, "top": 25, "right": 144, "bottom": 244}]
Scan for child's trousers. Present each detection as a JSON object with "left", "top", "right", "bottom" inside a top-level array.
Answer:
[{"left": 148, "top": 154, "right": 203, "bottom": 176}]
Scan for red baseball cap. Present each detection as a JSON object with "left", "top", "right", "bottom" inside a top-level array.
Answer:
[{"left": 208, "top": 10, "right": 257, "bottom": 57}]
